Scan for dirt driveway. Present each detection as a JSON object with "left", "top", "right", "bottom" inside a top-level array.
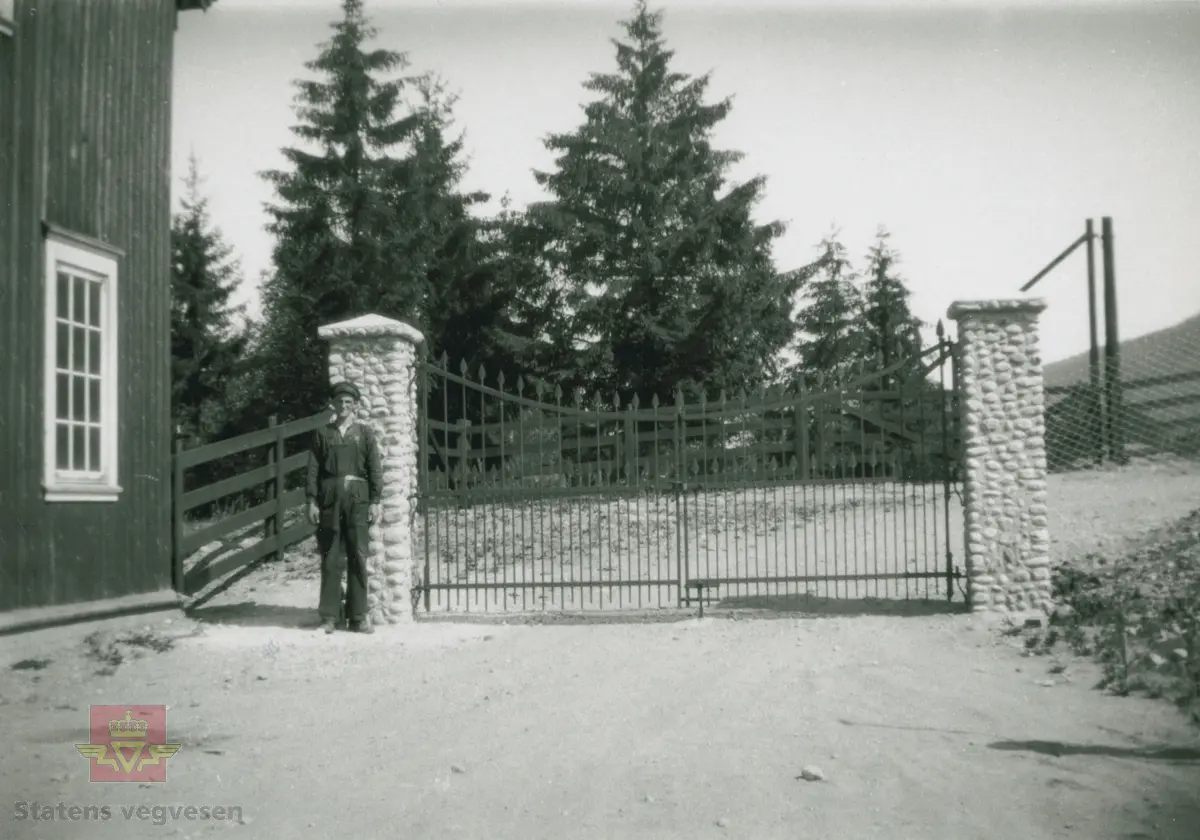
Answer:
[
  {"left": 5, "top": 457, "right": 1200, "bottom": 839},
  {"left": 4, "top": 606, "right": 1200, "bottom": 840}
]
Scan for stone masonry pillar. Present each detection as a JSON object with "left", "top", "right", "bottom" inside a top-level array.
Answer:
[
  {"left": 317, "top": 314, "right": 424, "bottom": 626},
  {"left": 947, "top": 299, "right": 1051, "bottom": 615}
]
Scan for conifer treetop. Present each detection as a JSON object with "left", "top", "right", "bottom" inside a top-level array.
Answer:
[{"left": 525, "top": 0, "right": 802, "bottom": 402}]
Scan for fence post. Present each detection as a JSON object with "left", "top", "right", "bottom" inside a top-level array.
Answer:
[
  {"left": 950, "top": 332, "right": 967, "bottom": 570},
  {"left": 1085, "top": 218, "right": 1104, "bottom": 466},
  {"left": 273, "top": 418, "right": 286, "bottom": 559},
  {"left": 624, "top": 413, "right": 637, "bottom": 484},
  {"left": 264, "top": 415, "right": 278, "bottom": 561},
  {"left": 947, "top": 298, "right": 1051, "bottom": 616},
  {"left": 813, "top": 378, "right": 826, "bottom": 480},
  {"left": 674, "top": 388, "right": 687, "bottom": 607},
  {"left": 418, "top": 349, "right": 430, "bottom": 613},
  {"left": 171, "top": 427, "right": 185, "bottom": 594},
  {"left": 794, "top": 379, "right": 810, "bottom": 481},
  {"left": 318, "top": 313, "right": 426, "bottom": 626},
  {"left": 1101, "top": 216, "right": 1126, "bottom": 465},
  {"left": 935, "top": 323, "right": 956, "bottom": 600},
  {"left": 456, "top": 418, "right": 471, "bottom": 508}
]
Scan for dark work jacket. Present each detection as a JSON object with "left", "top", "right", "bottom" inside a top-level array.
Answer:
[{"left": 305, "top": 420, "right": 384, "bottom": 507}]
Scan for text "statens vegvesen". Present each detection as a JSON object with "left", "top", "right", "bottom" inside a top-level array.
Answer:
[{"left": 14, "top": 801, "right": 244, "bottom": 825}]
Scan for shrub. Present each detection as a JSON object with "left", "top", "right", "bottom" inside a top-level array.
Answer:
[{"left": 1034, "top": 511, "right": 1200, "bottom": 724}]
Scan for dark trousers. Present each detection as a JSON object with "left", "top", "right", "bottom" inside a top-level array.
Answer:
[{"left": 316, "top": 477, "right": 370, "bottom": 624}]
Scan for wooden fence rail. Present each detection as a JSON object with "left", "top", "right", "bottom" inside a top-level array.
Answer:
[{"left": 172, "top": 411, "right": 331, "bottom": 596}]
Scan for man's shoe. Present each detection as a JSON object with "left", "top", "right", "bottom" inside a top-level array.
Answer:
[
  {"left": 349, "top": 621, "right": 374, "bottom": 635},
  {"left": 320, "top": 620, "right": 336, "bottom": 634}
]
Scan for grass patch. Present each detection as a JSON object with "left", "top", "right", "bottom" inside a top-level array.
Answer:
[
  {"left": 82, "top": 629, "right": 180, "bottom": 677},
  {"left": 9, "top": 657, "right": 52, "bottom": 672}
]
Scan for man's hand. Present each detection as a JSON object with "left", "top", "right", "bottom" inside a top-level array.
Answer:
[
  {"left": 368, "top": 503, "right": 381, "bottom": 525},
  {"left": 307, "top": 500, "right": 319, "bottom": 526}
]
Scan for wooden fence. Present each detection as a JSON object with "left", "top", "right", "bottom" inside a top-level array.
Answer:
[
  {"left": 172, "top": 410, "right": 330, "bottom": 596},
  {"left": 421, "top": 340, "right": 961, "bottom": 502}
]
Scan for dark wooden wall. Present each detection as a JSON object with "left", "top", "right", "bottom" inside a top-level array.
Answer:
[{"left": 0, "top": 0, "right": 177, "bottom": 612}]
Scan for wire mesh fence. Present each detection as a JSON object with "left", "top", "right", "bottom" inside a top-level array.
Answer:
[{"left": 1044, "top": 315, "right": 1200, "bottom": 471}]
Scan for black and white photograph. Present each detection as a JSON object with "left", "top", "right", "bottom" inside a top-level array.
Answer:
[{"left": 2, "top": 0, "right": 1199, "bottom": 837}]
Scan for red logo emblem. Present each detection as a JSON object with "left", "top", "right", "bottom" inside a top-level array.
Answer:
[{"left": 75, "top": 705, "right": 181, "bottom": 783}]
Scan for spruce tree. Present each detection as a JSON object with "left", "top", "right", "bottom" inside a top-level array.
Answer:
[
  {"left": 788, "top": 230, "right": 866, "bottom": 387},
  {"left": 859, "top": 228, "right": 944, "bottom": 479},
  {"left": 860, "top": 227, "right": 924, "bottom": 386},
  {"left": 170, "top": 154, "right": 247, "bottom": 441},
  {"left": 253, "top": 0, "right": 422, "bottom": 423},
  {"left": 402, "top": 76, "right": 543, "bottom": 381},
  {"left": 249, "top": 0, "right": 538, "bottom": 426},
  {"left": 527, "top": 0, "right": 807, "bottom": 404}
]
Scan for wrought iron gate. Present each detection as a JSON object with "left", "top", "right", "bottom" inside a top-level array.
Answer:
[{"left": 414, "top": 330, "right": 963, "bottom": 613}]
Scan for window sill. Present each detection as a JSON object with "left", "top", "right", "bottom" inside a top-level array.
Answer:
[{"left": 43, "top": 483, "right": 123, "bottom": 503}]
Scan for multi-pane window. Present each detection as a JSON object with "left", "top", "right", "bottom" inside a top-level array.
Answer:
[
  {"left": 43, "top": 229, "right": 121, "bottom": 502},
  {"left": 54, "top": 269, "right": 104, "bottom": 474}
]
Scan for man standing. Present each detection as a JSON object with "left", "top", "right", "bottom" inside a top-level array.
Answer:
[{"left": 306, "top": 380, "right": 383, "bottom": 634}]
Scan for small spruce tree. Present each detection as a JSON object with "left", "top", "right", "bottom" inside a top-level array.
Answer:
[
  {"left": 170, "top": 154, "right": 248, "bottom": 441},
  {"left": 788, "top": 230, "right": 867, "bottom": 388},
  {"left": 861, "top": 226, "right": 924, "bottom": 386}
]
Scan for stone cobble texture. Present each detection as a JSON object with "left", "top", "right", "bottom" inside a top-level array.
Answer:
[
  {"left": 948, "top": 299, "right": 1051, "bottom": 614},
  {"left": 318, "top": 314, "right": 424, "bottom": 625}
]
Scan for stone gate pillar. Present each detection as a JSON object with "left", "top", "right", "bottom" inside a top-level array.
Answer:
[
  {"left": 318, "top": 314, "right": 424, "bottom": 626},
  {"left": 947, "top": 299, "right": 1051, "bottom": 615}
]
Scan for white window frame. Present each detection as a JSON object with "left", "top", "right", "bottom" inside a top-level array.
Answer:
[{"left": 42, "top": 226, "right": 123, "bottom": 503}]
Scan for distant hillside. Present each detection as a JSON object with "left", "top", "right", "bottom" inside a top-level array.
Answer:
[
  {"left": 1040, "top": 310, "right": 1200, "bottom": 467},
  {"left": 1043, "top": 311, "right": 1200, "bottom": 388}
]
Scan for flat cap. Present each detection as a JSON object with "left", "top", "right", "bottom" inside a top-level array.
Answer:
[{"left": 330, "top": 381, "right": 361, "bottom": 401}]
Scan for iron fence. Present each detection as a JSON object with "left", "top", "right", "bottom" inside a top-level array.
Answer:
[{"left": 415, "top": 334, "right": 964, "bottom": 613}]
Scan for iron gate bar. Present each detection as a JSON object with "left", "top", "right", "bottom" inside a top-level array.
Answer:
[
  {"left": 425, "top": 579, "right": 683, "bottom": 590},
  {"left": 419, "top": 352, "right": 431, "bottom": 612},
  {"left": 940, "top": 323, "right": 956, "bottom": 599},
  {"left": 918, "top": 363, "right": 931, "bottom": 601},
  {"left": 898, "top": 369, "right": 909, "bottom": 599},
  {"left": 690, "top": 571, "right": 953, "bottom": 586},
  {"left": 674, "top": 388, "right": 686, "bottom": 607}
]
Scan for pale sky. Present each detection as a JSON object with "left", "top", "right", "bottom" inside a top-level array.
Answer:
[{"left": 172, "top": 0, "right": 1200, "bottom": 365}]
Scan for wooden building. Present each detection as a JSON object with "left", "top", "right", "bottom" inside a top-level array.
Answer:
[{"left": 0, "top": 0, "right": 214, "bottom": 629}]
